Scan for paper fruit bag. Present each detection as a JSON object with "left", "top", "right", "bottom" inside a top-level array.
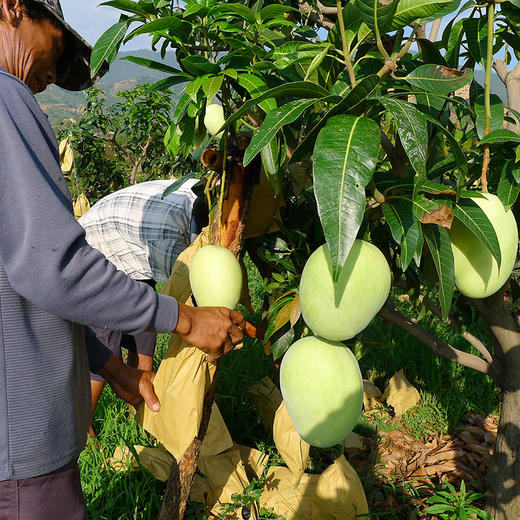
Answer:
[
  {"left": 273, "top": 401, "right": 310, "bottom": 484},
  {"left": 312, "top": 455, "right": 369, "bottom": 519},
  {"left": 135, "top": 228, "right": 233, "bottom": 460},
  {"left": 260, "top": 466, "right": 319, "bottom": 520}
]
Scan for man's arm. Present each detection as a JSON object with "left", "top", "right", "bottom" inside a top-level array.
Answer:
[{"left": 0, "top": 76, "right": 177, "bottom": 335}]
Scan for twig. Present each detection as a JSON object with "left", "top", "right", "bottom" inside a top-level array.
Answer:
[
  {"left": 426, "top": 302, "right": 494, "bottom": 363},
  {"left": 379, "top": 299, "right": 495, "bottom": 376},
  {"left": 336, "top": 0, "right": 356, "bottom": 86}
]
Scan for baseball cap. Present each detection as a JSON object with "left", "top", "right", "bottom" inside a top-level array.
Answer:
[{"left": 31, "top": 0, "right": 109, "bottom": 91}]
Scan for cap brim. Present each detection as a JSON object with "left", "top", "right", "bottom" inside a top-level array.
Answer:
[{"left": 40, "top": 5, "right": 109, "bottom": 91}]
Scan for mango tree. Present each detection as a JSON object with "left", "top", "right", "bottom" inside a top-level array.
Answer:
[{"left": 93, "top": 0, "right": 520, "bottom": 517}]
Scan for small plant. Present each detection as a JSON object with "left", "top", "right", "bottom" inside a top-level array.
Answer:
[
  {"left": 425, "top": 480, "right": 493, "bottom": 520},
  {"left": 217, "top": 479, "right": 285, "bottom": 520}
]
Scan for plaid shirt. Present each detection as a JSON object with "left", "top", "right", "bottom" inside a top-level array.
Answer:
[{"left": 79, "top": 179, "right": 198, "bottom": 283}]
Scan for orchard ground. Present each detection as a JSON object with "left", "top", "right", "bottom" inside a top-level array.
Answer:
[{"left": 80, "top": 256, "right": 500, "bottom": 519}]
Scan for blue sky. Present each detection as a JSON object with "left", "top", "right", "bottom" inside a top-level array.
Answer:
[{"left": 60, "top": 0, "right": 148, "bottom": 49}]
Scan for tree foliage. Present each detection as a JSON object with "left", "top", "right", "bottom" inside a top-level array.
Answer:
[{"left": 92, "top": 0, "right": 520, "bottom": 516}]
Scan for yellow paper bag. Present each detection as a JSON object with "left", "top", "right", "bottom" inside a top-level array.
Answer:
[
  {"left": 105, "top": 445, "right": 174, "bottom": 481},
  {"left": 196, "top": 446, "right": 259, "bottom": 519},
  {"left": 73, "top": 193, "right": 90, "bottom": 219},
  {"left": 273, "top": 401, "right": 310, "bottom": 484},
  {"left": 260, "top": 466, "right": 318, "bottom": 520},
  {"left": 244, "top": 167, "right": 284, "bottom": 239},
  {"left": 247, "top": 377, "right": 283, "bottom": 429},
  {"left": 237, "top": 444, "right": 269, "bottom": 481},
  {"left": 135, "top": 332, "right": 217, "bottom": 460},
  {"left": 311, "top": 455, "right": 369, "bottom": 519},
  {"left": 200, "top": 403, "right": 234, "bottom": 460}
]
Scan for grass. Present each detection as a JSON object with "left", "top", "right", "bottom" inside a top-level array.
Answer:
[{"left": 80, "top": 262, "right": 501, "bottom": 519}]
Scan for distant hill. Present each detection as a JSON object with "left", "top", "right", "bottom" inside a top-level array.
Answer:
[{"left": 36, "top": 49, "right": 182, "bottom": 125}]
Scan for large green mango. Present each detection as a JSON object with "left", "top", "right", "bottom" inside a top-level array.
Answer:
[
  {"left": 280, "top": 336, "right": 363, "bottom": 448},
  {"left": 189, "top": 245, "right": 242, "bottom": 309},
  {"left": 449, "top": 193, "right": 518, "bottom": 299},
  {"left": 299, "top": 240, "right": 391, "bottom": 341}
]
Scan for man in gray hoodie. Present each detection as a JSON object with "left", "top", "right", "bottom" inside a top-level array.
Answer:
[{"left": 0, "top": 1, "right": 252, "bottom": 518}]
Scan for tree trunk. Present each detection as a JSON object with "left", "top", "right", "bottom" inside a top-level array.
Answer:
[
  {"left": 487, "top": 387, "right": 520, "bottom": 520},
  {"left": 471, "top": 291, "right": 520, "bottom": 519}
]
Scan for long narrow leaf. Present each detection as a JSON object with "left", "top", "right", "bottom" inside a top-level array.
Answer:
[
  {"left": 291, "top": 75, "right": 380, "bottom": 162},
  {"left": 313, "top": 115, "right": 381, "bottom": 281},
  {"left": 244, "top": 99, "right": 318, "bottom": 166},
  {"left": 379, "top": 97, "right": 428, "bottom": 184},
  {"left": 423, "top": 225, "right": 455, "bottom": 317},
  {"left": 91, "top": 21, "right": 127, "bottom": 76},
  {"left": 382, "top": 200, "right": 421, "bottom": 271},
  {"left": 219, "top": 81, "right": 330, "bottom": 133},
  {"left": 450, "top": 199, "right": 501, "bottom": 264}
]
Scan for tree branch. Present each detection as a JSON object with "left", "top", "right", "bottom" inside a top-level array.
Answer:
[
  {"left": 317, "top": 1, "right": 338, "bottom": 14},
  {"left": 379, "top": 299, "right": 497, "bottom": 377},
  {"left": 493, "top": 59, "right": 508, "bottom": 84},
  {"left": 298, "top": 0, "right": 335, "bottom": 29},
  {"left": 428, "top": 19, "right": 442, "bottom": 42},
  {"left": 426, "top": 301, "right": 494, "bottom": 363}
]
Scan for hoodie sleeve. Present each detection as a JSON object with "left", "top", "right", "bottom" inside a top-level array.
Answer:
[{"left": 0, "top": 71, "right": 178, "bottom": 334}]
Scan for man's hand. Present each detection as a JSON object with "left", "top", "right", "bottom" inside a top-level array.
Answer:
[
  {"left": 98, "top": 355, "right": 160, "bottom": 412},
  {"left": 174, "top": 303, "right": 259, "bottom": 363}
]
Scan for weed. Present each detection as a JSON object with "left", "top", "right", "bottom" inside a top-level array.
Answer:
[{"left": 425, "top": 480, "right": 493, "bottom": 520}]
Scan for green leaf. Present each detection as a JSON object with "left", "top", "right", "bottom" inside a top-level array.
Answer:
[
  {"left": 100, "top": 0, "right": 153, "bottom": 16},
  {"left": 244, "top": 99, "right": 318, "bottom": 167},
  {"left": 498, "top": 161, "right": 520, "bottom": 210},
  {"left": 181, "top": 55, "right": 220, "bottom": 76},
  {"left": 291, "top": 75, "right": 380, "bottom": 163},
  {"left": 304, "top": 45, "right": 331, "bottom": 81},
  {"left": 91, "top": 21, "right": 127, "bottom": 77},
  {"left": 260, "top": 4, "right": 297, "bottom": 21},
  {"left": 445, "top": 18, "right": 465, "bottom": 68},
  {"left": 220, "top": 81, "right": 330, "bottom": 132},
  {"left": 392, "top": 0, "right": 451, "bottom": 29},
  {"left": 379, "top": 97, "right": 428, "bottom": 184},
  {"left": 382, "top": 200, "right": 421, "bottom": 271},
  {"left": 150, "top": 74, "right": 190, "bottom": 92},
  {"left": 474, "top": 94, "right": 504, "bottom": 139},
  {"left": 125, "top": 16, "right": 189, "bottom": 41},
  {"left": 422, "top": 0, "right": 462, "bottom": 21},
  {"left": 463, "top": 17, "right": 488, "bottom": 67},
  {"left": 271, "top": 42, "right": 330, "bottom": 70},
  {"left": 202, "top": 75, "right": 224, "bottom": 101},
  {"left": 215, "top": 3, "right": 257, "bottom": 24},
  {"left": 355, "top": 0, "right": 398, "bottom": 32},
  {"left": 426, "top": 504, "right": 457, "bottom": 514},
  {"left": 421, "top": 112, "right": 468, "bottom": 173},
  {"left": 402, "top": 65, "right": 473, "bottom": 94},
  {"left": 261, "top": 138, "right": 284, "bottom": 195},
  {"left": 271, "top": 326, "right": 295, "bottom": 360},
  {"left": 121, "top": 55, "right": 186, "bottom": 76},
  {"left": 162, "top": 173, "right": 199, "bottom": 199},
  {"left": 416, "top": 38, "right": 448, "bottom": 66},
  {"left": 236, "top": 73, "right": 277, "bottom": 113},
  {"left": 423, "top": 225, "right": 454, "bottom": 318},
  {"left": 171, "top": 93, "right": 192, "bottom": 126},
  {"left": 479, "top": 129, "right": 520, "bottom": 145},
  {"left": 451, "top": 199, "right": 501, "bottom": 264},
  {"left": 313, "top": 115, "right": 381, "bottom": 281}
]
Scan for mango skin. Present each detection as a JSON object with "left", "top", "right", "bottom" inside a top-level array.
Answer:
[
  {"left": 299, "top": 240, "right": 391, "bottom": 341},
  {"left": 280, "top": 336, "right": 363, "bottom": 448},
  {"left": 189, "top": 245, "right": 242, "bottom": 309},
  {"left": 203, "top": 104, "right": 225, "bottom": 138},
  {"left": 449, "top": 193, "right": 518, "bottom": 299}
]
